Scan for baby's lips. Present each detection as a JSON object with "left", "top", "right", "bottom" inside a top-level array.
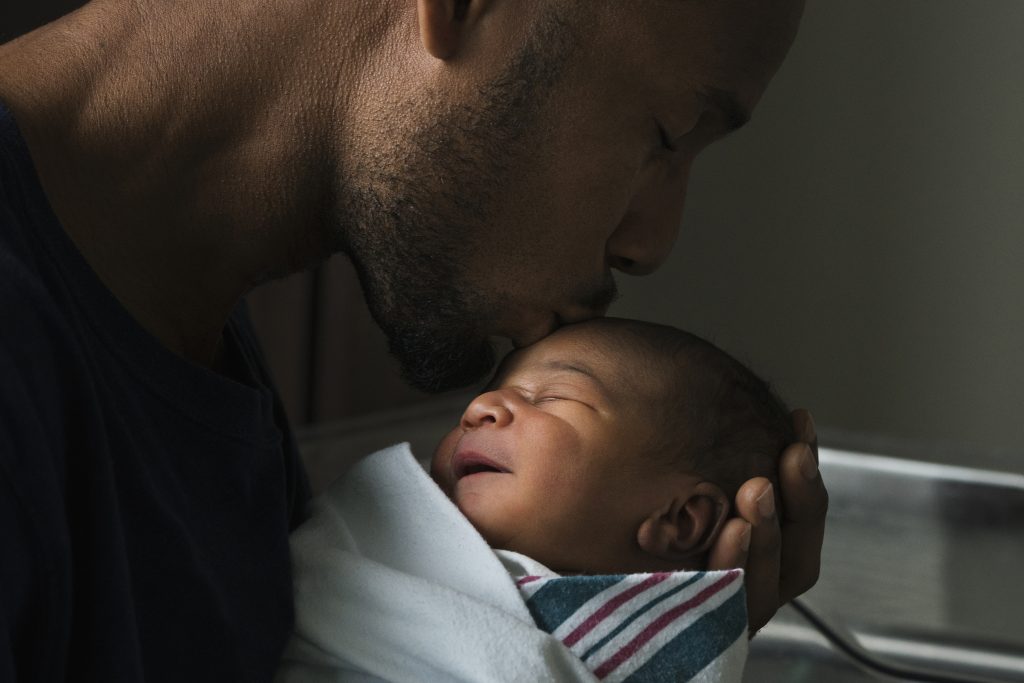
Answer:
[{"left": 451, "top": 448, "right": 512, "bottom": 480}]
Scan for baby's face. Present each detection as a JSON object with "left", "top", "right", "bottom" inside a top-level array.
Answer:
[{"left": 431, "top": 325, "right": 685, "bottom": 574}]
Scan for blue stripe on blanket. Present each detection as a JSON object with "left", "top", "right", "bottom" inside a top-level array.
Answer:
[
  {"left": 580, "top": 573, "right": 706, "bottom": 663},
  {"left": 627, "top": 589, "right": 746, "bottom": 682},
  {"left": 525, "top": 575, "right": 626, "bottom": 633}
]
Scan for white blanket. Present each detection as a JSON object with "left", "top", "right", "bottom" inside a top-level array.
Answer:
[{"left": 276, "top": 443, "right": 747, "bottom": 683}]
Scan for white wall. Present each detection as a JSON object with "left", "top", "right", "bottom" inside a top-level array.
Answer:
[{"left": 611, "top": 1, "right": 1024, "bottom": 472}]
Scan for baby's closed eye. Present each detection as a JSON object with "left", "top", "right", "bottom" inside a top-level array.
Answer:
[{"left": 532, "top": 387, "right": 598, "bottom": 412}]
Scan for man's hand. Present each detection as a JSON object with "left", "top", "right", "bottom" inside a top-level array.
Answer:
[{"left": 706, "top": 409, "right": 828, "bottom": 634}]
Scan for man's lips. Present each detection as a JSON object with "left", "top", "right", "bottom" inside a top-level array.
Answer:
[{"left": 452, "top": 450, "right": 511, "bottom": 480}]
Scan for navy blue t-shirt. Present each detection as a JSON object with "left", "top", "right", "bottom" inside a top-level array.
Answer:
[{"left": 0, "top": 104, "right": 311, "bottom": 681}]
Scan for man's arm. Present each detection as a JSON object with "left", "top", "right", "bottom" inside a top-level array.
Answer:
[{"left": 707, "top": 409, "right": 828, "bottom": 632}]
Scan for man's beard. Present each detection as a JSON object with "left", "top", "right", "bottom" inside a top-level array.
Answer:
[
  {"left": 334, "top": 15, "right": 576, "bottom": 393},
  {"left": 339, "top": 181, "right": 498, "bottom": 393}
]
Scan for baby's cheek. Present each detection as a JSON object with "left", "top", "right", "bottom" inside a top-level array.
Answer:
[{"left": 429, "top": 428, "right": 461, "bottom": 486}]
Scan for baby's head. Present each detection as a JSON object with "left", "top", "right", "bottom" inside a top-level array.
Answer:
[{"left": 430, "top": 318, "right": 793, "bottom": 575}]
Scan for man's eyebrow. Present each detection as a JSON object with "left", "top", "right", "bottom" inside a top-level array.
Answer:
[{"left": 700, "top": 87, "right": 751, "bottom": 134}]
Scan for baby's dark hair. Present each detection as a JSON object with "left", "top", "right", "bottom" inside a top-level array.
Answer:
[{"left": 584, "top": 318, "right": 793, "bottom": 505}]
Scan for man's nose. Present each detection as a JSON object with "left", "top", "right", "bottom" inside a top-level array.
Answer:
[
  {"left": 606, "top": 162, "right": 691, "bottom": 276},
  {"left": 460, "top": 390, "right": 516, "bottom": 429}
]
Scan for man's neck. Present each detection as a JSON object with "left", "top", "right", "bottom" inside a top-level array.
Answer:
[{"left": 0, "top": 0, "right": 370, "bottom": 365}]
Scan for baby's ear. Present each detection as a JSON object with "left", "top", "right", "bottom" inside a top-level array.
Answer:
[{"left": 636, "top": 482, "right": 730, "bottom": 563}]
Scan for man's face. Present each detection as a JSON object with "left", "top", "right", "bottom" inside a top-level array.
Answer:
[
  {"left": 337, "top": 0, "right": 804, "bottom": 392},
  {"left": 429, "top": 324, "right": 681, "bottom": 574}
]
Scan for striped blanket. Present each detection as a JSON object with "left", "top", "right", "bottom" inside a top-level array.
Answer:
[
  {"left": 514, "top": 566, "right": 747, "bottom": 682},
  {"left": 278, "top": 444, "right": 748, "bottom": 683}
]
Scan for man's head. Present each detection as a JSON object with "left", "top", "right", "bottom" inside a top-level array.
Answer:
[
  {"left": 430, "top": 318, "right": 792, "bottom": 575},
  {"left": 0, "top": 0, "right": 803, "bottom": 378},
  {"left": 332, "top": 0, "right": 805, "bottom": 391}
]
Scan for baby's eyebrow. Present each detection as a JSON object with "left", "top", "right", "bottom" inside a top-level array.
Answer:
[{"left": 539, "top": 359, "right": 609, "bottom": 394}]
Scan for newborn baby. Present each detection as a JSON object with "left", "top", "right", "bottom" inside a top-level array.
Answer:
[
  {"left": 279, "top": 318, "right": 793, "bottom": 683},
  {"left": 431, "top": 317, "right": 791, "bottom": 576}
]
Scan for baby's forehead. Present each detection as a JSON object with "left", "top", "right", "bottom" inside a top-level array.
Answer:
[{"left": 496, "top": 323, "right": 680, "bottom": 397}]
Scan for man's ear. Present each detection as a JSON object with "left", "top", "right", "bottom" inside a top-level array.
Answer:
[
  {"left": 636, "top": 482, "right": 730, "bottom": 563},
  {"left": 417, "top": 0, "right": 485, "bottom": 60}
]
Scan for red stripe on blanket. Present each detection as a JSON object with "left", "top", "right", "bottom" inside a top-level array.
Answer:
[
  {"left": 592, "top": 571, "right": 740, "bottom": 679},
  {"left": 516, "top": 575, "right": 542, "bottom": 587},
  {"left": 562, "top": 573, "right": 671, "bottom": 648}
]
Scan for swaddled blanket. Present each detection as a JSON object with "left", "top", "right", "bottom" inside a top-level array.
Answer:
[
  {"left": 499, "top": 552, "right": 747, "bottom": 683},
  {"left": 276, "top": 443, "right": 748, "bottom": 683}
]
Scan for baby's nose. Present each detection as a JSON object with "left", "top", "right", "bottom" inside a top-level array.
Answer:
[{"left": 460, "top": 391, "right": 515, "bottom": 429}]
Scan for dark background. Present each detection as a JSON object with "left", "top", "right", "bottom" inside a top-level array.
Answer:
[{"left": 3, "top": 2, "right": 83, "bottom": 43}]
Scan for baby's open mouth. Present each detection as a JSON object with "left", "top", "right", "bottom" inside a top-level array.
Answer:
[{"left": 453, "top": 451, "right": 511, "bottom": 480}]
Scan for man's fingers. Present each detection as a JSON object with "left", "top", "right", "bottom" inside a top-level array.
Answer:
[
  {"left": 706, "top": 518, "right": 751, "bottom": 571},
  {"left": 778, "top": 442, "right": 829, "bottom": 603},
  {"left": 734, "top": 478, "right": 782, "bottom": 632},
  {"left": 716, "top": 410, "right": 826, "bottom": 634},
  {"left": 791, "top": 409, "right": 818, "bottom": 461}
]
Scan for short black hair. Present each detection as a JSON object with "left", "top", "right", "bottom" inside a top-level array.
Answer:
[{"left": 577, "top": 318, "right": 793, "bottom": 505}]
